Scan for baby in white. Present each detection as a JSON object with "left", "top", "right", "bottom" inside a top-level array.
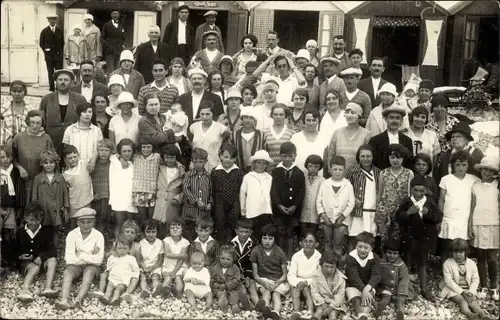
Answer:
[
  {"left": 163, "top": 103, "right": 188, "bottom": 137},
  {"left": 184, "top": 251, "right": 212, "bottom": 310}
]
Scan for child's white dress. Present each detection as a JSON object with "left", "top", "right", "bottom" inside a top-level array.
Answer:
[
  {"left": 109, "top": 154, "right": 137, "bottom": 213},
  {"left": 471, "top": 179, "right": 499, "bottom": 249},
  {"left": 139, "top": 238, "right": 164, "bottom": 277},
  {"left": 106, "top": 254, "right": 140, "bottom": 286},
  {"left": 439, "top": 173, "right": 480, "bottom": 240},
  {"left": 162, "top": 236, "right": 190, "bottom": 275},
  {"left": 63, "top": 160, "right": 94, "bottom": 216},
  {"left": 190, "top": 121, "right": 227, "bottom": 172},
  {"left": 183, "top": 267, "right": 211, "bottom": 298}
]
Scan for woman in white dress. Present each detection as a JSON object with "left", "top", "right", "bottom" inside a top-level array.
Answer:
[
  {"left": 254, "top": 80, "right": 279, "bottom": 131},
  {"left": 189, "top": 100, "right": 231, "bottom": 172},
  {"left": 108, "top": 92, "right": 141, "bottom": 146},
  {"left": 405, "top": 106, "right": 440, "bottom": 166},
  {"left": 318, "top": 89, "right": 347, "bottom": 143},
  {"left": 290, "top": 108, "right": 328, "bottom": 175},
  {"left": 262, "top": 103, "right": 295, "bottom": 171}
]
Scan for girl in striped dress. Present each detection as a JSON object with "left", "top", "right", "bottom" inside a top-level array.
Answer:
[
  {"left": 181, "top": 148, "right": 212, "bottom": 242},
  {"left": 263, "top": 103, "right": 295, "bottom": 172}
]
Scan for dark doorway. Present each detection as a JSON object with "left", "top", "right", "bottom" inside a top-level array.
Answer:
[
  {"left": 371, "top": 25, "right": 420, "bottom": 90},
  {"left": 274, "top": 10, "right": 319, "bottom": 54},
  {"left": 188, "top": 9, "right": 228, "bottom": 52},
  {"left": 88, "top": 9, "right": 135, "bottom": 49},
  {"left": 478, "top": 16, "right": 499, "bottom": 66}
]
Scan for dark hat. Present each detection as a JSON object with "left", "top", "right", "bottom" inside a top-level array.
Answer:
[
  {"left": 237, "top": 218, "right": 253, "bottom": 229},
  {"left": 410, "top": 175, "right": 428, "bottom": 187},
  {"left": 384, "top": 238, "right": 400, "bottom": 252},
  {"left": 431, "top": 94, "right": 449, "bottom": 109},
  {"left": 419, "top": 79, "right": 435, "bottom": 91},
  {"left": 445, "top": 122, "right": 473, "bottom": 142},
  {"left": 177, "top": 4, "right": 190, "bottom": 11}
]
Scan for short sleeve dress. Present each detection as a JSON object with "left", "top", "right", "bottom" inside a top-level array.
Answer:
[{"left": 190, "top": 121, "right": 227, "bottom": 172}]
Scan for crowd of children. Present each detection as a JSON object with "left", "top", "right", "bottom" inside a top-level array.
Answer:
[{"left": 0, "top": 131, "right": 499, "bottom": 320}]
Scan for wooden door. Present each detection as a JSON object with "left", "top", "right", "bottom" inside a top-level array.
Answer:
[
  {"left": 227, "top": 11, "right": 248, "bottom": 55},
  {"left": 461, "top": 16, "right": 480, "bottom": 80},
  {"left": 8, "top": 2, "right": 39, "bottom": 83},
  {"left": 1, "top": 2, "right": 9, "bottom": 83},
  {"left": 134, "top": 11, "right": 157, "bottom": 47}
]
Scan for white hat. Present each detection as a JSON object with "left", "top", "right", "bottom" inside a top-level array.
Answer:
[
  {"left": 83, "top": 14, "right": 94, "bottom": 21},
  {"left": 115, "top": 92, "right": 138, "bottom": 109},
  {"left": 474, "top": 156, "right": 500, "bottom": 172},
  {"left": 378, "top": 82, "right": 398, "bottom": 97},
  {"left": 225, "top": 87, "right": 243, "bottom": 103},
  {"left": 119, "top": 50, "right": 135, "bottom": 63},
  {"left": 108, "top": 74, "right": 126, "bottom": 88},
  {"left": 73, "top": 24, "right": 82, "bottom": 31},
  {"left": 305, "top": 39, "right": 317, "bottom": 48},
  {"left": 240, "top": 107, "right": 256, "bottom": 119},
  {"left": 340, "top": 67, "right": 362, "bottom": 77},
  {"left": 73, "top": 207, "right": 96, "bottom": 220},
  {"left": 295, "top": 49, "right": 310, "bottom": 62},
  {"left": 188, "top": 67, "right": 208, "bottom": 78},
  {"left": 249, "top": 150, "right": 274, "bottom": 165},
  {"left": 204, "top": 10, "right": 218, "bottom": 17},
  {"left": 320, "top": 56, "right": 341, "bottom": 65},
  {"left": 46, "top": 14, "right": 58, "bottom": 19},
  {"left": 381, "top": 102, "right": 407, "bottom": 117},
  {"left": 345, "top": 102, "right": 363, "bottom": 117}
]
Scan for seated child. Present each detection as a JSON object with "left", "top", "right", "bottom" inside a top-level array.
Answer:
[
  {"left": 440, "top": 238, "right": 494, "bottom": 320},
  {"left": 184, "top": 251, "right": 213, "bottom": 310},
  {"left": 395, "top": 175, "right": 442, "bottom": 301},
  {"left": 15, "top": 202, "right": 58, "bottom": 302},
  {"left": 231, "top": 218, "right": 258, "bottom": 307},
  {"left": 345, "top": 232, "right": 381, "bottom": 320},
  {"left": 310, "top": 251, "right": 348, "bottom": 320},
  {"left": 289, "top": 232, "right": 322, "bottom": 320},
  {"left": 99, "top": 233, "right": 140, "bottom": 306},
  {"left": 55, "top": 208, "right": 105, "bottom": 310},
  {"left": 210, "top": 245, "right": 244, "bottom": 313},
  {"left": 137, "top": 221, "right": 164, "bottom": 298},
  {"left": 375, "top": 240, "right": 409, "bottom": 320},
  {"left": 159, "top": 218, "right": 190, "bottom": 298},
  {"left": 188, "top": 216, "right": 219, "bottom": 268},
  {"left": 252, "top": 224, "right": 290, "bottom": 320}
]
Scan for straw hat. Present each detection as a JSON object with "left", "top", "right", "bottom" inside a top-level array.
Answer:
[
  {"left": 120, "top": 50, "right": 135, "bottom": 63},
  {"left": 382, "top": 102, "right": 407, "bottom": 117},
  {"left": 474, "top": 156, "right": 500, "bottom": 172},
  {"left": 188, "top": 67, "right": 208, "bottom": 78},
  {"left": 295, "top": 49, "right": 310, "bottom": 62},
  {"left": 249, "top": 150, "right": 274, "bottom": 164},
  {"left": 225, "top": 87, "right": 243, "bottom": 103},
  {"left": 378, "top": 83, "right": 398, "bottom": 97},
  {"left": 115, "top": 92, "right": 138, "bottom": 109},
  {"left": 108, "top": 74, "right": 126, "bottom": 88},
  {"left": 340, "top": 67, "right": 362, "bottom": 77}
]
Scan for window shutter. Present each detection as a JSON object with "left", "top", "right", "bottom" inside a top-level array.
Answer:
[
  {"left": 252, "top": 9, "right": 274, "bottom": 50},
  {"left": 318, "top": 11, "right": 344, "bottom": 57}
]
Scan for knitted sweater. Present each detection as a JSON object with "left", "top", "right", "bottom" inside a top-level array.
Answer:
[
  {"left": 211, "top": 165, "right": 244, "bottom": 206},
  {"left": 137, "top": 83, "right": 179, "bottom": 115},
  {"left": 345, "top": 250, "right": 381, "bottom": 291},
  {"left": 132, "top": 153, "right": 161, "bottom": 194},
  {"left": 14, "top": 226, "right": 57, "bottom": 266}
]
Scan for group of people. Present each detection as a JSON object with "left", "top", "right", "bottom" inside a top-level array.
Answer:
[{"left": 1, "top": 4, "right": 499, "bottom": 320}]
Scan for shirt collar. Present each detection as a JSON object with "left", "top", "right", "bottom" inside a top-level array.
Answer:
[
  {"left": 349, "top": 249, "right": 374, "bottom": 267},
  {"left": 40, "top": 172, "right": 63, "bottom": 184},
  {"left": 297, "top": 248, "right": 321, "bottom": 259},
  {"left": 195, "top": 236, "right": 214, "bottom": 245},
  {"left": 179, "top": 19, "right": 187, "bottom": 25},
  {"left": 82, "top": 81, "right": 93, "bottom": 88},
  {"left": 231, "top": 235, "right": 252, "bottom": 248},
  {"left": 277, "top": 162, "right": 297, "bottom": 170},
  {"left": 151, "top": 81, "right": 169, "bottom": 90},
  {"left": 327, "top": 75, "right": 337, "bottom": 83},
  {"left": 214, "top": 164, "right": 239, "bottom": 173},
  {"left": 25, "top": 224, "right": 42, "bottom": 239}
]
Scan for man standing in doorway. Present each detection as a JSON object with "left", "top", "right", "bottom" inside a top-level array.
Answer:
[
  {"left": 39, "top": 14, "right": 64, "bottom": 92},
  {"left": 329, "top": 35, "right": 350, "bottom": 72},
  {"left": 194, "top": 11, "right": 224, "bottom": 52},
  {"left": 101, "top": 10, "right": 125, "bottom": 75},
  {"left": 358, "top": 57, "right": 387, "bottom": 107},
  {"left": 162, "top": 4, "right": 194, "bottom": 66},
  {"left": 135, "top": 25, "right": 169, "bottom": 85}
]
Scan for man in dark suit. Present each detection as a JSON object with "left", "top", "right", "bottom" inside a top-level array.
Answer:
[
  {"left": 194, "top": 10, "right": 224, "bottom": 52},
  {"left": 101, "top": 10, "right": 125, "bottom": 75},
  {"left": 39, "top": 14, "right": 64, "bottom": 92},
  {"left": 162, "top": 5, "right": 194, "bottom": 66},
  {"left": 178, "top": 68, "right": 224, "bottom": 127},
  {"left": 135, "top": 25, "right": 169, "bottom": 85},
  {"left": 358, "top": 57, "right": 387, "bottom": 108},
  {"left": 71, "top": 60, "right": 110, "bottom": 102},
  {"left": 369, "top": 104, "right": 414, "bottom": 170}
]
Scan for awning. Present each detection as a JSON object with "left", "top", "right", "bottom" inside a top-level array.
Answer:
[{"left": 373, "top": 16, "right": 421, "bottom": 27}]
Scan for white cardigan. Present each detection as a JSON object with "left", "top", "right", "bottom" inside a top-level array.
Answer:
[
  {"left": 316, "top": 178, "right": 355, "bottom": 225},
  {"left": 240, "top": 171, "right": 273, "bottom": 219}
]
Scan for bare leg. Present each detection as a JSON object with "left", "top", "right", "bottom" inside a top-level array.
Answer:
[
  {"left": 185, "top": 289, "right": 196, "bottom": 308},
  {"left": 21, "top": 264, "right": 40, "bottom": 294},
  {"left": 44, "top": 258, "right": 58, "bottom": 290},
  {"left": 303, "top": 286, "right": 314, "bottom": 313},
  {"left": 217, "top": 291, "right": 228, "bottom": 312},
  {"left": 174, "top": 275, "right": 184, "bottom": 298},
  {"left": 58, "top": 269, "right": 76, "bottom": 304},
  {"left": 140, "top": 272, "right": 149, "bottom": 291},
  {"left": 73, "top": 267, "right": 97, "bottom": 303},
  {"left": 104, "top": 282, "right": 115, "bottom": 301},
  {"left": 450, "top": 295, "right": 475, "bottom": 319},
  {"left": 151, "top": 274, "right": 161, "bottom": 289},
  {"left": 291, "top": 287, "right": 302, "bottom": 312},
  {"left": 204, "top": 292, "right": 213, "bottom": 310},
  {"left": 98, "top": 271, "right": 109, "bottom": 292},
  {"left": 248, "top": 281, "right": 259, "bottom": 305},
  {"left": 271, "top": 291, "right": 282, "bottom": 313},
  {"left": 124, "top": 277, "right": 138, "bottom": 294},
  {"left": 111, "top": 284, "right": 126, "bottom": 305}
]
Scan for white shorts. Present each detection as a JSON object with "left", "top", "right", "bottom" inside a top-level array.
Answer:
[
  {"left": 256, "top": 279, "right": 290, "bottom": 296},
  {"left": 184, "top": 283, "right": 211, "bottom": 298},
  {"left": 142, "top": 267, "right": 162, "bottom": 278}
]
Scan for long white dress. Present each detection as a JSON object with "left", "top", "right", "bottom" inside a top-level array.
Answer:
[
  {"left": 290, "top": 131, "right": 329, "bottom": 176},
  {"left": 109, "top": 154, "right": 137, "bottom": 213},
  {"left": 190, "top": 121, "right": 227, "bottom": 172},
  {"left": 318, "top": 110, "right": 347, "bottom": 143}
]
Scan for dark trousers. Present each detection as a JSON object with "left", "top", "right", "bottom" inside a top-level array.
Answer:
[
  {"left": 45, "top": 59, "right": 63, "bottom": 91},
  {"left": 105, "top": 51, "right": 121, "bottom": 75},
  {"left": 249, "top": 214, "right": 272, "bottom": 244},
  {"left": 174, "top": 44, "right": 190, "bottom": 66},
  {"left": 213, "top": 201, "right": 238, "bottom": 245}
]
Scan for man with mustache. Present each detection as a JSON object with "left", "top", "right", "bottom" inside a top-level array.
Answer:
[
  {"left": 176, "top": 68, "right": 224, "bottom": 127},
  {"left": 339, "top": 68, "right": 371, "bottom": 127},
  {"left": 194, "top": 10, "right": 224, "bottom": 52},
  {"left": 358, "top": 57, "right": 388, "bottom": 107},
  {"left": 329, "top": 35, "right": 350, "bottom": 72},
  {"left": 101, "top": 11, "right": 125, "bottom": 75},
  {"left": 40, "top": 69, "right": 87, "bottom": 153},
  {"left": 368, "top": 104, "right": 414, "bottom": 170},
  {"left": 71, "top": 60, "right": 110, "bottom": 103},
  {"left": 315, "top": 57, "right": 346, "bottom": 113}
]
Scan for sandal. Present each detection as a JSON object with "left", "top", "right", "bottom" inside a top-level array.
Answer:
[
  {"left": 491, "top": 288, "right": 499, "bottom": 301},
  {"left": 18, "top": 293, "right": 34, "bottom": 303}
]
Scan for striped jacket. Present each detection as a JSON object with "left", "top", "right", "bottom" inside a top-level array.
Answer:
[
  {"left": 231, "top": 128, "right": 266, "bottom": 172},
  {"left": 344, "top": 165, "right": 381, "bottom": 218}
]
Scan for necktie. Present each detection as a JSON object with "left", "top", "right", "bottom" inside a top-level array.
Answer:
[{"left": 83, "top": 83, "right": 90, "bottom": 88}]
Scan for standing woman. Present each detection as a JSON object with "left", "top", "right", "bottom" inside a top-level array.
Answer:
[
  {"left": 12, "top": 110, "right": 55, "bottom": 199},
  {"left": 217, "top": 88, "right": 243, "bottom": 133},
  {"left": 305, "top": 39, "right": 319, "bottom": 67},
  {"left": 82, "top": 14, "right": 102, "bottom": 65},
  {"left": 303, "top": 64, "right": 320, "bottom": 109},
  {"left": 324, "top": 102, "right": 371, "bottom": 174},
  {"left": 318, "top": 89, "right": 347, "bottom": 143},
  {"left": 344, "top": 144, "right": 380, "bottom": 249},
  {"left": 166, "top": 58, "right": 191, "bottom": 96},
  {"left": 287, "top": 88, "right": 309, "bottom": 133},
  {"left": 233, "top": 34, "right": 258, "bottom": 78},
  {"left": 290, "top": 108, "right": 328, "bottom": 175},
  {"left": 406, "top": 106, "right": 440, "bottom": 166},
  {"left": 240, "top": 85, "right": 257, "bottom": 107},
  {"left": 108, "top": 92, "right": 141, "bottom": 146},
  {"left": 1, "top": 81, "right": 37, "bottom": 146},
  {"left": 263, "top": 103, "right": 295, "bottom": 171},
  {"left": 207, "top": 70, "right": 226, "bottom": 110},
  {"left": 91, "top": 94, "right": 112, "bottom": 138}
]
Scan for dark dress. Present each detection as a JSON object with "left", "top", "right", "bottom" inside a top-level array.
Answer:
[{"left": 91, "top": 113, "right": 112, "bottom": 139}]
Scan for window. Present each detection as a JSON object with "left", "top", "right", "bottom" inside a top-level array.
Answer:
[{"left": 464, "top": 19, "right": 478, "bottom": 60}]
